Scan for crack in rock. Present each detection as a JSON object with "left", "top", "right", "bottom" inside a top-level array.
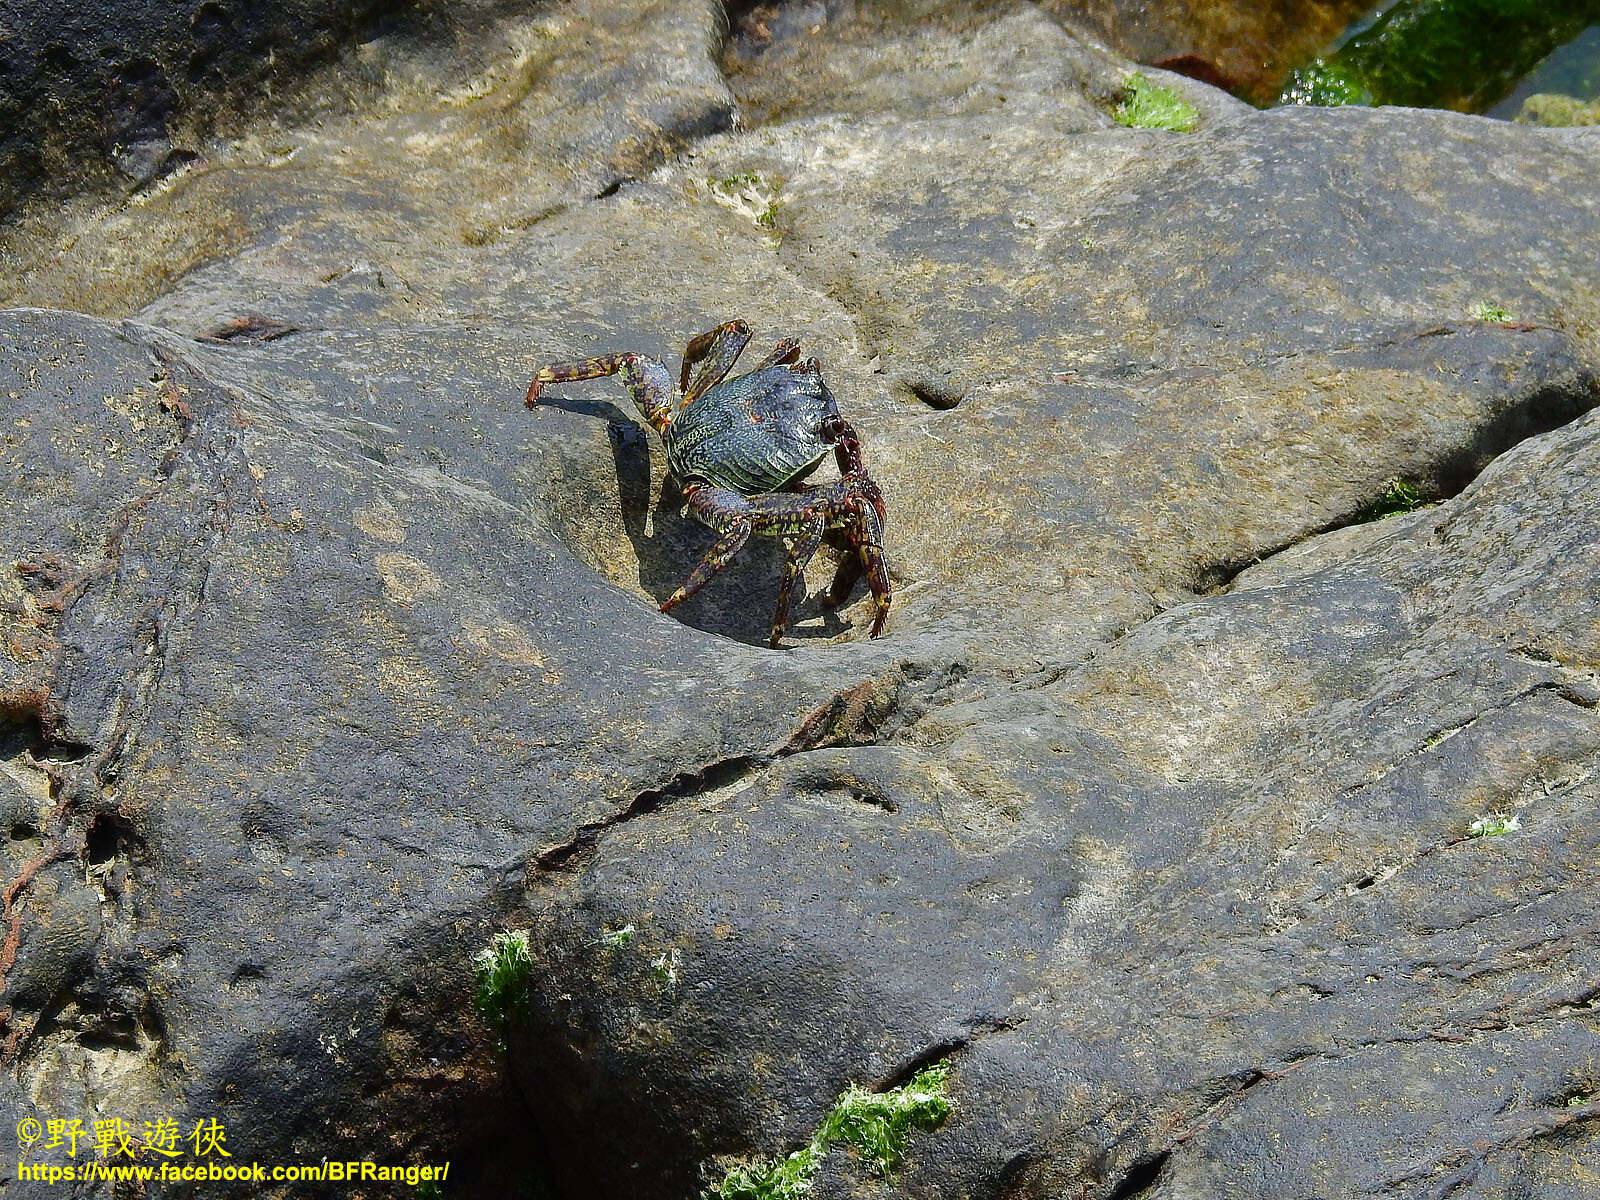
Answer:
[
  {"left": 529, "top": 662, "right": 957, "bottom": 875},
  {"left": 1381, "top": 1097, "right": 1600, "bottom": 1196}
]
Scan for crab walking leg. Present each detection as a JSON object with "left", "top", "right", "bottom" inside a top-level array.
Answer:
[
  {"left": 808, "top": 416, "right": 892, "bottom": 636},
  {"left": 525, "top": 353, "right": 675, "bottom": 432},
  {"left": 659, "top": 486, "right": 754, "bottom": 612},
  {"left": 680, "top": 320, "right": 752, "bottom": 404},
  {"left": 856, "top": 505, "right": 892, "bottom": 637},
  {"left": 766, "top": 518, "right": 825, "bottom": 647},
  {"left": 824, "top": 492, "right": 891, "bottom": 637}
]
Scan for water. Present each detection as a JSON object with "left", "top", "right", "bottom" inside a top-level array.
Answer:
[
  {"left": 1276, "top": 0, "right": 1600, "bottom": 120},
  {"left": 1487, "top": 23, "right": 1600, "bottom": 118}
]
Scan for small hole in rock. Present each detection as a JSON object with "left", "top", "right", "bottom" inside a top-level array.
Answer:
[
  {"left": 1110, "top": 1149, "right": 1172, "bottom": 1200},
  {"left": 85, "top": 812, "right": 139, "bottom": 866}
]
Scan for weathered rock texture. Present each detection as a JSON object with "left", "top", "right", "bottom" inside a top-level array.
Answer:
[{"left": 3, "top": 1, "right": 1599, "bottom": 1197}]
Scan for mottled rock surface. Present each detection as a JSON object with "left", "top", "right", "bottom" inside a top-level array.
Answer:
[{"left": 3, "top": 1, "right": 1600, "bottom": 1198}]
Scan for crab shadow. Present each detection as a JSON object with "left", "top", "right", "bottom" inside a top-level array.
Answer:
[{"left": 535, "top": 393, "right": 853, "bottom": 648}]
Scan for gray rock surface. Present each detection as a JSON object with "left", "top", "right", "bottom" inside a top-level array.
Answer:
[{"left": 3, "top": 1, "right": 1599, "bottom": 1197}]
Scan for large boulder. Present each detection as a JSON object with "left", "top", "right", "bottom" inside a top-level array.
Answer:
[{"left": 3, "top": 1, "right": 1599, "bottom": 1196}]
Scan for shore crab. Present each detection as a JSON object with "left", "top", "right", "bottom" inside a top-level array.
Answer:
[{"left": 525, "top": 320, "right": 890, "bottom": 647}]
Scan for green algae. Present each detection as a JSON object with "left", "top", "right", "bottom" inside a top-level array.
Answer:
[
  {"left": 1278, "top": 0, "right": 1600, "bottom": 112},
  {"left": 708, "top": 1062, "right": 955, "bottom": 1199},
  {"left": 1469, "top": 301, "right": 1515, "bottom": 323},
  {"left": 1113, "top": 74, "right": 1200, "bottom": 132},
  {"left": 1357, "top": 480, "right": 1426, "bottom": 523},
  {"left": 1515, "top": 92, "right": 1600, "bottom": 125},
  {"left": 472, "top": 929, "right": 535, "bottom": 1026},
  {"left": 1469, "top": 811, "right": 1521, "bottom": 836}
]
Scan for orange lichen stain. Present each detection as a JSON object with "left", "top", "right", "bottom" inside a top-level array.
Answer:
[
  {"left": 377, "top": 657, "right": 440, "bottom": 698},
  {"left": 374, "top": 552, "right": 442, "bottom": 604},
  {"left": 458, "top": 616, "right": 550, "bottom": 672},
  {"left": 354, "top": 502, "right": 409, "bottom": 544}
]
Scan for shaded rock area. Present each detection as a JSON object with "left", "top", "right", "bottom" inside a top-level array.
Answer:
[
  {"left": 3, "top": 1, "right": 1600, "bottom": 1197},
  {"left": 0, "top": 0, "right": 398, "bottom": 218}
]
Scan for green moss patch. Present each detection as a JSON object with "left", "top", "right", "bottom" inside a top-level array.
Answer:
[
  {"left": 1469, "top": 811, "right": 1521, "bottom": 837},
  {"left": 707, "top": 172, "right": 783, "bottom": 230},
  {"left": 709, "top": 1062, "right": 955, "bottom": 1200},
  {"left": 1113, "top": 74, "right": 1200, "bottom": 132},
  {"left": 1357, "top": 479, "right": 1426, "bottom": 523},
  {"left": 1469, "top": 301, "right": 1515, "bottom": 323}
]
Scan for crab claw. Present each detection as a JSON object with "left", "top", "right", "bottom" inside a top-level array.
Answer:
[{"left": 525, "top": 378, "right": 544, "bottom": 407}]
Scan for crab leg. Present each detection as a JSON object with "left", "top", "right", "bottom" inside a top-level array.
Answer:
[
  {"left": 859, "top": 530, "right": 892, "bottom": 638},
  {"left": 767, "top": 518, "right": 825, "bottom": 648},
  {"left": 823, "top": 489, "right": 891, "bottom": 638},
  {"left": 680, "top": 320, "right": 752, "bottom": 405},
  {"left": 525, "top": 353, "right": 675, "bottom": 432},
  {"left": 659, "top": 486, "right": 753, "bottom": 612}
]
